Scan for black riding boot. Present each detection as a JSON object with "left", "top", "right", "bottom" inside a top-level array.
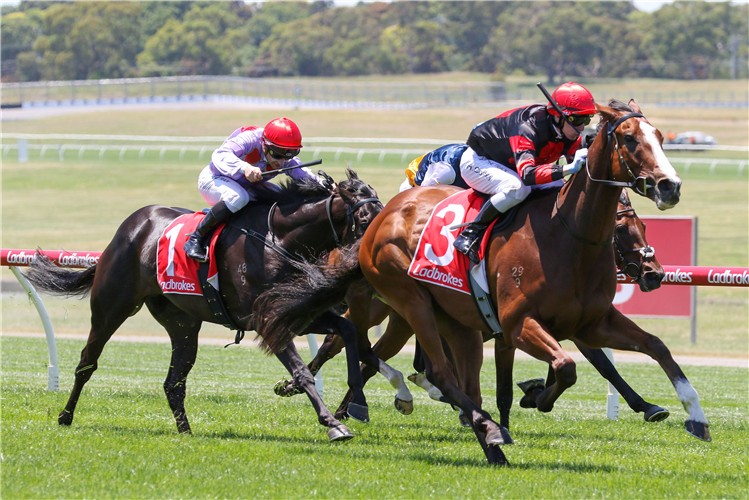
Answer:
[
  {"left": 453, "top": 200, "right": 500, "bottom": 262},
  {"left": 183, "top": 201, "right": 232, "bottom": 262}
]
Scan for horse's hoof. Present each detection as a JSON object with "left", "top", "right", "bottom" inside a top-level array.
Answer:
[
  {"left": 347, "top": 402, "right": 369, "bottom": 423},
  {"left": 485, "top": 444, "right": 510, "bottom": 466},
  {"left": 685, "top": 420, "right": 711, "bottom": 442},
  {"left": 486, "top": 425, "right": 512, "bottom": 446},
  {"left": 328, "top": 424, "right": 354, "bottom": 442},
  {"left": 407, "top": 372, "right": 423, "bottom": 384},
  {"left": 517, "top": 378, "right": 545, "bottom": 394},
  {"left": 394, "top": 397, "right": 413, "bottom": 415},
  {"left": 458, "top": 411, "right": 471, "bottom": 428},
  {"left": 518, "top": 394, "right": 538, "bottom": 409},
  {"left": 644, "top": 406, "right": 670, "bottom": 422},
  {"left": 273, "top": 379, "right": 301, "bottom": 397},
  {"left": 58, "top": 410, "right": 73, "bottom": 426}
]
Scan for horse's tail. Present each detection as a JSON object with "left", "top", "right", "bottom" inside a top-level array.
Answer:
[
  {"left": 22, "top": 252, "right": 96, "bottom": 298},
  {"left": 253, "top": 240, "right": 365, "bottom": 355}
]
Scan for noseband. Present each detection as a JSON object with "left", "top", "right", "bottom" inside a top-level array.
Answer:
[
  {"left": 613, "top": 206, "right": 655, "bottom": 281},
  {"left": 586, "top": 112, "right": 652, "bottom": 197},
  {"left": 326, "top": 194, "right": 382, "bottom": 247}
]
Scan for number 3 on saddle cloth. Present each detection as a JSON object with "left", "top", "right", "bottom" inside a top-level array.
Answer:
[{"left": 407, "top": 189, "right": 504, "bottom": 335}]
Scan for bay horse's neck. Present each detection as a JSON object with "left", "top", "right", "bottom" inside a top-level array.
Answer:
[
  {"left": 559, "top": 127, "right": 622, "bottom": 248},
  {"left": 271, "top": 197, "right": 343, "bottom": 255}
]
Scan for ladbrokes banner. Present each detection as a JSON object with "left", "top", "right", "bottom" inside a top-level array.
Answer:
[{"left": 614, "top": 216, "right": 695, "bottom": 318}]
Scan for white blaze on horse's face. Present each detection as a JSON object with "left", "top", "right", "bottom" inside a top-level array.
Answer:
[{"left": 640, "top": 122, "right": 682, "bottom": 210}]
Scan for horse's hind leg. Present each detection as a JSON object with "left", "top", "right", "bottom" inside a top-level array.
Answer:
[
  {"left": 274, "top": 341, "right": 353, "bottom": 442},
  {"left": 59, "top": 269, "right": 144, "bottom": 427},
  {"left": 574, "top": 341, "right": 669, "bottom": 422},
  {"left": 145, "top": 296, "right": 201, "bottom": 434}
]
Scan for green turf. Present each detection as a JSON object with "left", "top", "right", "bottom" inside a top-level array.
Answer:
[{"left": 2, "top": 336, "right": 747, "bottom": 499}]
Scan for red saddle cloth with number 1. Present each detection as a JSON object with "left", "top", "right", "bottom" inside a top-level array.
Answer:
[
  {"left": 407, "top": 190, "right": 497, "bottom": 295},
  {"left": 156, "top": 213, "right": 225, "bottom": 296}
]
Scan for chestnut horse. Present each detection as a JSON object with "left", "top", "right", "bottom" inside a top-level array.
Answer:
[
  {"left": 352, "top": 100, "right": 705, "bottom": 465},
  {"left": 23, "top": 171, "right": 383, "bottom": 442},
  {"left": 269, "top": 189, "right": 670, "bottom": 429}
]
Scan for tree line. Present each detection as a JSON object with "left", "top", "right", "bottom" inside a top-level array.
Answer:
[{"left": 2, "top": 1, "right": 746, "bottom": 83}]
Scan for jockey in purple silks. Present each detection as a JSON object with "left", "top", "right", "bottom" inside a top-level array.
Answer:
[{"left": 184, "top": 117, "right": 322, "bottom": 262}]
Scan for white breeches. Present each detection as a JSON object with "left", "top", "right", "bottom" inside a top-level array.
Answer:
[
  {"left": 198, "top": 166, "right": 281, "bottom": 213},
  {"left": 459, "top": 147, "right": 563, "bottom": 212}
]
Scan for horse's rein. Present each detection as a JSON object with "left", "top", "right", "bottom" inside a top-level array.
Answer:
[
  {"left": 326, "top": 194, "right": 382, "bottom": 247},
  {"left": 613, "top": 207, "right": 655, "bottom": 280},
  {"left": 556, "top": 111, "right": 648, "bottom": 246},
  {"left": 584, "top": 112, "right": 651, "bottom": 196}
]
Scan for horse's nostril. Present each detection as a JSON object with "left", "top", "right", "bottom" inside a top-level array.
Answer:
[{"left": 657, "top": 178, "right": 681, "bottom": 197}]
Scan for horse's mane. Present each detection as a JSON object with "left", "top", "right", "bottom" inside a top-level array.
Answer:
[{"left": 248, "top": 168, "right": 373, "bottom": 210}]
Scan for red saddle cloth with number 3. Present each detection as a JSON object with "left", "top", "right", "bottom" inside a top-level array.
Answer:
[
  {"left": 408, "top": 190, "right": 497, "bottom": 295},
  {"left": 156, "top": 213, "right": 225, "bottom": 296}
]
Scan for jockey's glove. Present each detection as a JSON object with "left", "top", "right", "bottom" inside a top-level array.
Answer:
[{"left": 563, "top": 148, "right": 588, "bottom": 176}]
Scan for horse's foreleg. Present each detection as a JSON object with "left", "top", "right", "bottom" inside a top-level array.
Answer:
[
  {"left": 511, "top": 316, "right": 577, "bottom": 413},
  {"left": 333, "top": 309, "right": 414, "bottom": 420},
  {"left": 305, "top": 311, "right": 370, "bottom": 422},
  {"left": 146, "top": 296, "right": 201, "bottom": 434},
  {"left": 274, "top": 333, "right": 343, "bottom": 398},
  {"left": 574, "top": 340, "right": 669, "bottom": 422},
  {"left": 582, "top": 309, "right": 709, "bottom": 441},
  {"left": 274, "top": 341, "right": 353, "bottom": 442}
]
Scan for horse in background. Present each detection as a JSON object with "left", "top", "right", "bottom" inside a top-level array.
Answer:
[{"left": 23, "top": 170, "right": 382, "bottom": 442}]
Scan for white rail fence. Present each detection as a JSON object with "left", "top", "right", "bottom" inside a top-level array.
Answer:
[{"left": 3, "top": 134, "right": 747, "bottom": 175}]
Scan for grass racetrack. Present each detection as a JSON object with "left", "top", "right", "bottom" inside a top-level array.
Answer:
[
  {"left": 3, "top": 336, "right": 748, "bottom": 499},
  {"left": 2, "top": 76, "right": 747, "bottom": 498}
]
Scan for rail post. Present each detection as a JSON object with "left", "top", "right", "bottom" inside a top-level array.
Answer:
[{"left": 8, "top": 266, "right": 59, "bottom": 391}]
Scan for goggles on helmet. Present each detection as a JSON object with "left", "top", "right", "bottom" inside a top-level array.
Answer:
[
  {"left": 266, "top": 144, "right": 300, "bottom": 160},
  {"left": 567, "top": 114, "right": 593, "bottom": 127}
]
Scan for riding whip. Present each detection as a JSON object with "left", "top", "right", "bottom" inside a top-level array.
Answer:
[{"left": 261, "top": 159, "right": 323, "bottom": 177}]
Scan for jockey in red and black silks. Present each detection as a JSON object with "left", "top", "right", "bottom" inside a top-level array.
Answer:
[
  {"left": 183, "top": 117, "right": 323, "bottom": 262},
  {"left": 453, "top": 82, "right": 598, "bottom": 262}
]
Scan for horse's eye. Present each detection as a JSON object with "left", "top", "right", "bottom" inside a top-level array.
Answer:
[
  {"left": 624, "top": 135, "right": 636, "bottom": 143},
  {"left": 616, "top": 225, "right": 627, "bottom": 233}
]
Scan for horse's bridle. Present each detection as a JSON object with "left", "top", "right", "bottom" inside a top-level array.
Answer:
[
  {"left": 557, "top": 111, "right": 649, "bottom": 246},
  {"left": 326, "top": 194, "right": 382, "bottom": 247},
  {"left": 613, "top": 206, "right": 655, "bottom": 281},
  {"left": 585, "top": 112, "right": 652, "bottom": 197}
]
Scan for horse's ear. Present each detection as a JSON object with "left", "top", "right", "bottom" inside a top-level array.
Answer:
[
  {"left": 628, "top": 99, "right": 642, "bottom": 113},
  {"left": 596, "top": 102, "right": 617, "bottom": 124}
]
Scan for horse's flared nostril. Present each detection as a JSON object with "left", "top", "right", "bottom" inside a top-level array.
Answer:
[{"left": 640, "top": 270, "right": 664, "bottom": 292}]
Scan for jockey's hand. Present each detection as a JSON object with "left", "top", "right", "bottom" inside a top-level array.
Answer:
[
  {"left": 563, "top": 148, "right": 588, "bottom": 176},
  {"left": 244, "top": 165, "right": 263, "bottom": 182}
]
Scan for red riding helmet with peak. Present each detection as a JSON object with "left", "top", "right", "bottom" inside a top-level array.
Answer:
[
  {"left": 262, "top": 117, "right": 303, "bottom": 159},
  {"left": 547, "top": 82, "right": 597, "bottom": 117}
]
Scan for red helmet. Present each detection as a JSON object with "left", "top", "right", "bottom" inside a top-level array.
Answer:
[
  {"left": 547, "top": 82, "right": 597, "bottom": 116},
  {"left": 262, "top": 117, "right": 303, "bottom": 149}
]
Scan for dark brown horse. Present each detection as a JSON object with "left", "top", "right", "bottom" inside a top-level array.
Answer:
[
  {"left": 269, "top": 189, "right": 670, "bottom": 429},
  {"left": 261, "top": 99, "right": 705, "bottom": 465},
  {"left": 23, "top": 171, "right": 383, "bottom": 442}
]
